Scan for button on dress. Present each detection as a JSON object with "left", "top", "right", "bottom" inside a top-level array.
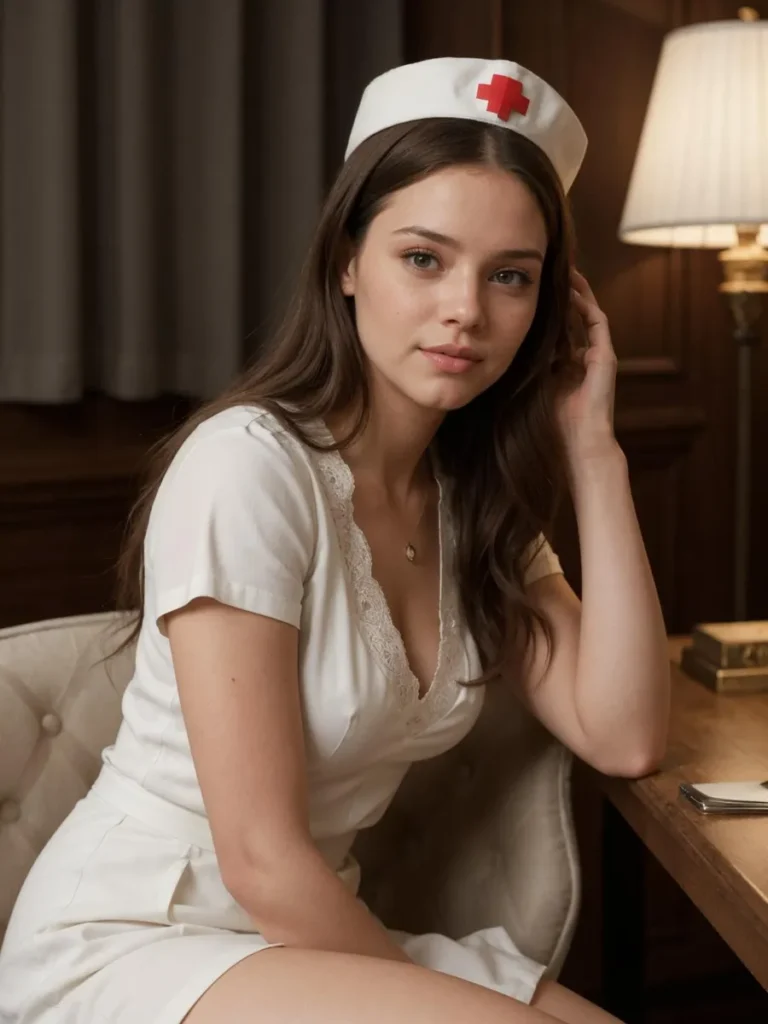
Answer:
[{"left": 0, "top": 406, "right": 564, "bottom": 1023}]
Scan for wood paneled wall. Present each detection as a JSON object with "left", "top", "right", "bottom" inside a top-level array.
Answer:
[{"left": 0, "top": 396, "right": 193, "bottom": 626}]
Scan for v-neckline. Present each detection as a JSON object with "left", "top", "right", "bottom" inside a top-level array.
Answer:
[
  {"left": 314, "top": 420, "right": 446, "bottom": 707},
  {"left": 350, "top": 464, "right": 445, "bottom": 704}
]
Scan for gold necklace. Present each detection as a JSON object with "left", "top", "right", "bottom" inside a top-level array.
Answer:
[{"left": 404, "top": 457, "right": 435, "bottom": 563}]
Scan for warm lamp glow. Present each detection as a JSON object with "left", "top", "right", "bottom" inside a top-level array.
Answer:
[{"left": 619, "top": 17, "right": 768, "bottom": 249}]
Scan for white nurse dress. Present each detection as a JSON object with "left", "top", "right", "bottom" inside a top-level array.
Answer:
[{"left": 0, "top": 405, "right": 564, "bottom": 1023}]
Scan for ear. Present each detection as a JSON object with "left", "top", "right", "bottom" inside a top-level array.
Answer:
[{"left": 339, "top": 239, "right": 357, "bottom": 297}]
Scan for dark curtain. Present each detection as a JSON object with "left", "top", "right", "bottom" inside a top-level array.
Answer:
[{"left": 0, "top": 0, "right": 403, "bottom": 401}]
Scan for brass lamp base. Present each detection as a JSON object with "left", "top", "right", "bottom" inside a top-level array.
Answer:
[
  {"left": 717, "top": 224, "right": 767, "bottom": 620},
  {"left": 718, "top": 223, "right": 768, "bottom": 301}
]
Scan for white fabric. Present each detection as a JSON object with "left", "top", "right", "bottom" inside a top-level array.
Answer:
[
  {"left": 345, "top": 57, "right": 588, "bottom": 193},
  {"left": 0, "top": 405, "right": 563, "bottom": 1022}
]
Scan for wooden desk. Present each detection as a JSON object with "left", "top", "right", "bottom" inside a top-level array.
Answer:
[{"left": 594, "top": 636, "right": 768, "bottom": 1017}]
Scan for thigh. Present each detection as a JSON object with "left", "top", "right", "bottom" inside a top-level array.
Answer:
[
  {"left": 182, "top": 946, "right": 566, "bottom": 1024},
  {"left": 532, "top": 981, "right": 624, "bottom": 1024}
]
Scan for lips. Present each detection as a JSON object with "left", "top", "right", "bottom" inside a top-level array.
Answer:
[
  {"left": 421, "top": 348, "right": 479, "bottom": 374},
  {"left": 421, "top": 345, "right": 481, "bottom": 362}
]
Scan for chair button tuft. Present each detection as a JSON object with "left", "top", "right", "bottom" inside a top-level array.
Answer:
[
  {"left": 0, "top": 800, "right": 21, "bottom": 824},
  {"left": 41, "top": 712, "right": 62, "bottom": 736}
]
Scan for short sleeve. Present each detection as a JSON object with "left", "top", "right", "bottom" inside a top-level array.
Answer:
[
  {"left": 522, "top": 533, "right": 563, "bottom": 586},
  {"left": 146, "top": 417, "right": 316, "bottom": 636}
]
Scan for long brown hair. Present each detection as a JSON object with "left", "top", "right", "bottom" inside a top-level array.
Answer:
[{"left": 112, "top": 116, "right": 581, "bottom": 686}]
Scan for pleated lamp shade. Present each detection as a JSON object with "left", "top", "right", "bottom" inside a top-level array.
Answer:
[{"left": 619, "top": 17, "right": 768, "bottom": 249}]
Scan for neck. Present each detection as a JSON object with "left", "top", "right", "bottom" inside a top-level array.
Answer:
[{"left": 325, "top": 392, "right": 443, "bottom": 503}]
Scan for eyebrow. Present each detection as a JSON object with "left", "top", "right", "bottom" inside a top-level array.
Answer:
[{"left": 392, "top": 225, "right": 544, "bottom": 262}]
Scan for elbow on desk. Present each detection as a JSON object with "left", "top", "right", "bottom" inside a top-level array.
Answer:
[
  {"left": 619, "top": 714, "right": 671, "bottom": 779},
  {"left": 594, "top": 742, "right": 666, "bottom": 780},
  {"left": 612, "top": 751, "right": 664, "bottom": 779},
  {"left": 593, "top": 687, "right": 671, "bottom": 779},
  {"left": 588, "top": 725, "right": 668, "bottom": 779}
]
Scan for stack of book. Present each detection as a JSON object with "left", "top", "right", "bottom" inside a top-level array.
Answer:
[{"left": 681, "top": 621, "right": 768, "bottom": 694}]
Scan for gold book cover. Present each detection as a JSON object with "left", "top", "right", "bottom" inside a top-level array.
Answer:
[
  {"left": 691, "top": 621, "right": 768, "bottom": 670},
  {"left": 681, "top": 644, "right": 768, "bottom": 694}
]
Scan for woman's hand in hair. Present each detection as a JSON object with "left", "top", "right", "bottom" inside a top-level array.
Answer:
[{"left": 554, "top": 268, "right": 619, "bottom": 463}]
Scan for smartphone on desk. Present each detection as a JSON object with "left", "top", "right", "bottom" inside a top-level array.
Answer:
[{"left": 680, "top": 780, "right": 768, "bottom": 814}]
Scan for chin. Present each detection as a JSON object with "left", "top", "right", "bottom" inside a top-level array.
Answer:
[{"left": 409, "top": 380, "right": 483, "bottom": 412}]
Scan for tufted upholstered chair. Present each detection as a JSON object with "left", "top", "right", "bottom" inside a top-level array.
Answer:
[{"left": 0, "top": 612, "right": 580, "bottom": 976}]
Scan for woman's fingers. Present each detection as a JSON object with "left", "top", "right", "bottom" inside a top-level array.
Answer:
[{"left": 570, "top": 272, "right": 614, "bottom": 355}]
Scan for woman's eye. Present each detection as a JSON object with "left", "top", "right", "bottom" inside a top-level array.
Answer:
[
  {"left": 494, "top": 269, "right": 532, "bottom": 287},
  {"left": 403, "top": 250, "right": 438, "bottom": 271}
]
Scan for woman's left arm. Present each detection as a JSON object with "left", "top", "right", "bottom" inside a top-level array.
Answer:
[{"left": 512, "top": 270, "right": 671, "bottom": 778}]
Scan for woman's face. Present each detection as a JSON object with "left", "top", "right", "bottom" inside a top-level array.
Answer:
[{"left": 340, "top": 163, "right": 549, "bottom": 413}]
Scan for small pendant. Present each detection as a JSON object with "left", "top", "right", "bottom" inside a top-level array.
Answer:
[{"left": 405, "top": 543, "right": 416, "bottom": 563}]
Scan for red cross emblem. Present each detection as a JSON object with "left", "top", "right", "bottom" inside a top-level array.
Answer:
[{"left": 476, "top": 74, "right": 530, "bottom": 121}]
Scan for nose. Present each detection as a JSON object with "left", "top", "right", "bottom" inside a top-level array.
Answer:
[{"left": 439, "top": 268, "right": 485, "bottom": 333}]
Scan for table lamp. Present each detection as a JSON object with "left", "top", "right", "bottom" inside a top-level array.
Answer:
[{"left": 618, "top": 8, "right": 768, "bottom": 689}]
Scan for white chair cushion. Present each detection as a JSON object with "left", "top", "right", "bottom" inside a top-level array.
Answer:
[{"left": 0, "top": 612, "right": 135, "bottom": 942}]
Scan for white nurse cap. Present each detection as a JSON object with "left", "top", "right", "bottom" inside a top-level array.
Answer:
[{"left": 344, "top": 57, "right": 588, "bottom": 194}]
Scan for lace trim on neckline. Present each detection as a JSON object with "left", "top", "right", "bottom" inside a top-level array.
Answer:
[{"left": 309, "top": 425, "right": 464, "bottom": 731}]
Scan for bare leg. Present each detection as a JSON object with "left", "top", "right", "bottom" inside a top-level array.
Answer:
[
  {"left": 183, "top": 946, "right": 570, "bottom": 1023},
  {"left": 532, "top": 981, "right": 624, "bottom": 1024}
]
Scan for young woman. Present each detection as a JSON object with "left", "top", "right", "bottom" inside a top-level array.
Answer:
[{"left": 0, "top": 57, "right": 670, "bottom": 1023}]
